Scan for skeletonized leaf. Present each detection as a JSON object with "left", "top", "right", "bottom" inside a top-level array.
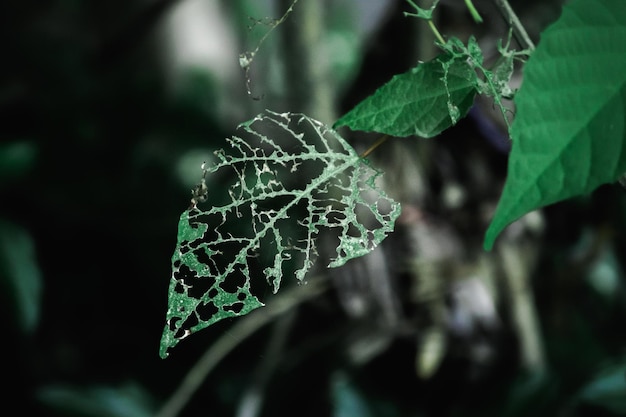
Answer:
[
  {"left": 160, "top": 111, "right": 400, "bottom": 358},
  {"left": 484, "top": 0, "right": 626, "bottom": 249}
]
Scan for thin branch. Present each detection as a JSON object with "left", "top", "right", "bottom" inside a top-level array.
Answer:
[
  {"left": 492, "top": 0, "right": 535, "bottom": 51},
  {"left": 360, "top": 135, "right": 390, "bottom": 159},
  {"left": 464, "top": 0, "right": 483, "bottom": 23},
  {"left": 240, "top": 0, "right": 300, "bottom": 99},
  {"left": 428, "top": 20, "right": 446, "bottom": 45},
  {"left": 155, "top": 277, "right": 329, "bottom": 417}
]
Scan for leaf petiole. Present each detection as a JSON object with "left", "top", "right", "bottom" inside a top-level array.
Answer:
[
  {"left": 464, "top": 0, "right": 483, "bottom": 23},
  {"left": 360, "top": 135, "right": 390, "bottom": 159},
  {"left": 428, "top": 20, "right": 446, "bottom": 45}
]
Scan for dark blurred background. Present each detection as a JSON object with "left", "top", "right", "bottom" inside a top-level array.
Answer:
[{"left": 3, "top": 0, "right": 626, "bottom": 416}]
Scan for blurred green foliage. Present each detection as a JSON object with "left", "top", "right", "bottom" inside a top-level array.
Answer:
[{"left": 2, "top": 0, "right": 626, "bottom": 416}]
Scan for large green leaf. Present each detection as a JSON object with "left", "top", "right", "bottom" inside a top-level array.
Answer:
[
  {"left": 484, "top": 0, "right": 626, "bottom": 249},
  {"left": 334, "top": 52, "right": 478, "bottom": 138},
  {"left": 160, "top": 111, "right": 400, "bottom": 358}
]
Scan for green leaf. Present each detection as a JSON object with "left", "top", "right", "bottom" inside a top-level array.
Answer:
[
  {"left": 160, "top": 111, "right": 400, "bottom": 358},
  {"left": 484, "top": 0, "right": 626, "bottom": 250},
  {"left": 334, "top": 52, "right": 478, "bottom": 138}
]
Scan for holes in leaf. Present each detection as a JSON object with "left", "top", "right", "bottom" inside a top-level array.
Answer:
[
  {"left": 224, "top": 302, "right": 244, "bottom": 314},
  {"left": 187, "top": 276, "right": 216, "bottom": 300},
  {"left": 327, "top": 210, "right": 347, "bottom": 225},
  {"left": 179, "top": 242, "right": 191, "bottom": 255},
  {"left": 259, "top": 171, "right": 274, "bottom": 187},
  {"left": 175, "top": 264, "right": 195, "bottom": 285},
  {"left": 196, "top": 301, "right": 219, "bottom": 321},
  {"left": 219, "top": 266, "right": 246, "bottom": 294},
  {"left": 346, "top": 223, "right": 362, "bottom": 238},
  {"left": 255, "top": 194, "right": 295, "bottom": 214},
  {"left": 167, "top": 317, "right": 181, "bottom": 332},
  {"left": 174, "top": 281, "right": 186, "bottom": 294},
  {"left": 180, "top": 314, "right": 200, "bottom": 330},
  {"left": 175, "top": 314, "right": 199, "bottom": 338},
  {"left": 314, "top": 181, "right": 348, "bottom": 202},
  {"left": 277, "top": 158, "right": 325, "bottom": 190},
  {"left": 355, "top": 202, "right": 383, "bottom": 231},
  {"left": 162, "top": 111, "right": 401, "bottom": 354},
  {"left": 197, "top": 213, "right": 223, "bottom": 242},
  {"left": 194, "top": 247, "right": 212, "bottom": 266}
]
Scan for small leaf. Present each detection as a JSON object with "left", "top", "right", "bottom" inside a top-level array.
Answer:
[
  {"left": 334, "top": 52, "right": 478, "bottom": 138},
  {"left": 484, "top": 0, "right": 626, "bottom": 249},
  {"left": 160, "top": 111, "right": 400, "bottom": 358}
]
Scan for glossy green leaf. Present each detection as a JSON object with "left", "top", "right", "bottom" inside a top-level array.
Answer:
[
  {"left": 334, "top": 52, "right": 478, "bottom": 138},
  {"left": 160, "top": 111, "right": 400, "bottom": 358},
  {"left": 484, "top": 0, "right": 626, "bottom": 249}
]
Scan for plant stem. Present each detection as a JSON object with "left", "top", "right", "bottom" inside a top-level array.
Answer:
[
  {"left": 428, "top": 20, "right": 446, "bottom": 45},
  {"left": 492, "top": 0, "right": 535, "bottom": 51},
  {"left": 464, "top": 0, "right": 483, "bottom": 23},
  {"left": 360, "top": 135, "right": 390, "bottom": 159},
  {"left": 241, "top": 0, "right": 300, "bottom": 99}
]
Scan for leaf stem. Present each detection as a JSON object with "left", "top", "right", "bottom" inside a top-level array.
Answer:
[
  {"left": 464, "top": 0, "right": 483, "bottom": 23},
  {"left": 360, "top": 135, "right": 390, "bottom": 159},
  {"left": 428, "top": 20, "right": 446, "bottom": 45},
  {"left": 492, "top": 0, "right": 535, "bottom": 51}
]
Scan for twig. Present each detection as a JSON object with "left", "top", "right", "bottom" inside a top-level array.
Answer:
[
  {"left": 360, "top": 135, "right": 390, "bottom": 159},
  {"left": 155, "top": 277, "right": 329, "bottom": 417},
  {"left": 492, "top": 0, "right": 535, "bottom": 51},
  {"left": 240, "top": 0, "right": 300, "bottom": 99}
]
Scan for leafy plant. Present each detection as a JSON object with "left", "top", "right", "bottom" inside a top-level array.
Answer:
[
  {"left": 161, "top": 0, "right": 626, "bottom": 356},
  {"left": 484, "top": 0, "right": 626, "bottom": 248}
]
